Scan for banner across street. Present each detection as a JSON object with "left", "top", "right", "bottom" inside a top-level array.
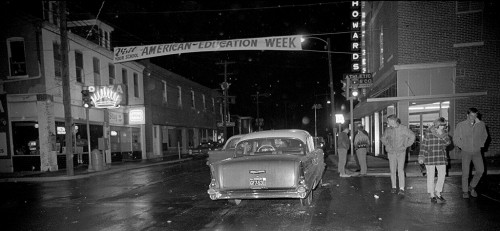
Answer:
[{"left": 114, "top": 35, "right": 303, "bottom": 63}]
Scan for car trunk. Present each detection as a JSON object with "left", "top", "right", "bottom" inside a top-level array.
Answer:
[{"left": 216, "top": 155, "right": 300, "bottom": 190}]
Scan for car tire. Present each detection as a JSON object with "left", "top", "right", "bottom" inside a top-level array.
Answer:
[{"left": 300, "top": 190, "right": 313, "bottom": 206}]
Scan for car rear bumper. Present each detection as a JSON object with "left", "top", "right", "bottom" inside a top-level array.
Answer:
[{"left": 207, "top": 188, "right": 309, "bottom": 200}]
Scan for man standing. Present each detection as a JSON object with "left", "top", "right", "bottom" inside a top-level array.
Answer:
[
  {"left": 454, "top": 108, "right": 488, "bottom": 199},
  {"left": 337, "top": 127, "right": 351, "bottom": 177},
  {"left": 381, "top": 115, "right": 415, "bottom": 196},
  {"left": 354, "top": 125, "right": 370, "bottom": 176}
]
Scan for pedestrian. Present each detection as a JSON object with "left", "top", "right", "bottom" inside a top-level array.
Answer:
[
  {"left": 381, "top": 115, "right": 415, "bottom": 195},
  {"left": 453, "top": 108, "right": 488, "bottom": 199},
  {"left": 337, "top": 127, "right": 351, "bottom": 177},
  {"left": 418, "top": 117, "right": 451, "bottom": 203},
  {"left": 354, "top": 125, "right": 370, "bottom": 175}
]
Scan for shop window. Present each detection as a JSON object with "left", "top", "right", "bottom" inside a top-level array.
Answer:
[{"left": 12, "top": 121, "right": 39, "bottom": 155}]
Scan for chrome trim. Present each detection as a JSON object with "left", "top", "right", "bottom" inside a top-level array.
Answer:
[{"left": 249, "top": 170, "right": 266, "bottom": 174}]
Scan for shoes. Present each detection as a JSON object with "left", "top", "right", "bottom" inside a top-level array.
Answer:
[
  {"left": 463, "top": 192, "right": 470, "bottom": 199},
  {"left": 355, "top": 169, "right": 361, "bottom": 172},
  {"left": 430, "top": 197, "right": 437, "bottom": 203},
  {"left": 390, "top": 188, "right": 397, "bottom": 194},
  {"left": 340, "top": 173, "right": 351, "bottom": 178},
  {"left": 398, "top": 189, "right": 405, "bottom": 196},
  {"left": 436, "top": 195, "right": 446, "bottom": 202},
  {"left": 469, "top": 186, "right": 478, "bottom": 198}
]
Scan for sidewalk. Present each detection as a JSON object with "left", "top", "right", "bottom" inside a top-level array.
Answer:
[
  {"left": 328, "top": 152, "right": 500, "bottom": 177},
  {"left": 0, "top": 155, "right": 192, "bottom": 183}
]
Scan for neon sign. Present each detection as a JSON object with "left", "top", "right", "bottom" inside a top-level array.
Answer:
[{"left": 88, "top": 85, "right": 125, "bottom": 109}]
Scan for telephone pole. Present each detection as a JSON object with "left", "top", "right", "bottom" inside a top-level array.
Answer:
[
  {"left": 59, "top": 2, "right": 74, "bottom": 175},
  {"left": 216, "top": 60, "right": 234, "bottom": 142}
]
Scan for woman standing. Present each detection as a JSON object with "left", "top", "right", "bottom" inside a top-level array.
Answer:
[
  {"left": 354, "top": 126, "right": 370, "bottom": 175},
  {"left": 418, "top": 117, "right": 451, "bottom": 203}
]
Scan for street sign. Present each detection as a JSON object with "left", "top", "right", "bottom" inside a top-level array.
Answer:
[
  {"left": 344, "top": 73, "right": 373, "bottom": 88},
  {"left": 217, "top": 121, "right": 235, "bottom": 127}
]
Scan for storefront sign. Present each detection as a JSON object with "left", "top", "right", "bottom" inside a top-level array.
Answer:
[
  {"left": 129, "top": 108, "right": 145, "bottom": 125},
  {"left": 89, "top": 85, "right": 126, "bottom": 109},
  {"left": 351, "top": 1, "right": 361, "bottom": 72},
  {"left": 109, "top": 111, "right": 124, "bottom": 125}
]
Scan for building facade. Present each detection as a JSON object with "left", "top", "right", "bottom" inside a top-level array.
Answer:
[
  {"left": 354, "top": 1, "right": 499, "bottom": 158},
  {"left": 142, "top": 61, "right": 221, "bottom": 159},
  {"left": 0, "top": 3, "right": 148, "bottom": 172}
]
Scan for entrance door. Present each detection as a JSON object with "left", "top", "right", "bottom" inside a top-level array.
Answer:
[
  {"left": 408, "top": 101, "right": 450, "bottom": 156},
  {"left": 153, "top": 125, "right": 161, "bottom": 156}
]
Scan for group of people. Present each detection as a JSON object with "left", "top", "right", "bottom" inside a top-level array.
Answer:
[{"left": 336, "top": 107, "right": 489, "bottom": 202}]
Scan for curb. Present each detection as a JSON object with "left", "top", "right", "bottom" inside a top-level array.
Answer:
[{"left": 0, "top": 158, "right": 191, "bottom": 183}]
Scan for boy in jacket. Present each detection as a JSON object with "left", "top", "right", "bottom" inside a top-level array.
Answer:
[
  {"left": 454, "top": 108, "right": 488, "bottom": 198},
  {"left": 381, "top": 115, "right": 415, "bottom": 195}
]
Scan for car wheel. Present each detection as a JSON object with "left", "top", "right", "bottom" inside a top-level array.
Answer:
[
  {"left": 230, "top": 199, "right": 242, "bottom": 205},
  {"left": 300, "top": 190, "right": 313, "bottom": 206}
]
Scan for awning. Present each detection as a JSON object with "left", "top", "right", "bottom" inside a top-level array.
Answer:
[{"left": 352, "top": 91, "right": 487, "bottom": 119}]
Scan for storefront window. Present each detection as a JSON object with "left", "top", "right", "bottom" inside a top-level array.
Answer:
[{"left": 13, "top": 121, "right": 39, "bottom": 155}]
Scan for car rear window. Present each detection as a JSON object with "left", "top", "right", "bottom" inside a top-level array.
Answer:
[{"left": 235, "top": 138, "right": 305, "bottom": 156}]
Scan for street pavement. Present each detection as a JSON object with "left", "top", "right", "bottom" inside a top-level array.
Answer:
[
  {"left": 1, "top": 152, "right": 500, "bottom": 183},
  {"left": 0, "top": 155, "right": 193, "bottom": 182}
]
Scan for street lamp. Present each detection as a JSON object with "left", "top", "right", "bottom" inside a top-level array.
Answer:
[{"left": 301, "top": 36, "right": 336, "bottom": 151}]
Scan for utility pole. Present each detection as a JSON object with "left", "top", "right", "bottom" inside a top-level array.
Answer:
[
  {"left": 327, "top": 38, "right": 337, "bottom": 154},
  {"left": 216, "top": 60, "right": 234, "bottom": 142},
  {"left": 59, "top": 2, "right": 74, "bottom": 175},
  {"left": 251, "top": 91, "right": 270, "bottom": 131}
]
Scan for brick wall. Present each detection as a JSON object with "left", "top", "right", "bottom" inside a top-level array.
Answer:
[{"left": 396, "top": 1, "right": 500, "bottom": 156}]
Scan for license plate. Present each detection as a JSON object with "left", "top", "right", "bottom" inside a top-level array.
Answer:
[{"left": 249, "top": 177, "right": 266, "bottom": 186}]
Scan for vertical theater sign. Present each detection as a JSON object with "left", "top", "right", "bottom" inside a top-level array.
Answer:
[{"left": 351, "top": 1, "right": 361, "bottom": 72}]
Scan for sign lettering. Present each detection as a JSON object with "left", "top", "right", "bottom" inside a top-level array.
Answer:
[{"left": 114, "top": 35, "right": 302, "bottom": 63}]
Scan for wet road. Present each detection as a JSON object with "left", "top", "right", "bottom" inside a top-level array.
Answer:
[{"left": 1, "top": 158, "right": 500, "bottom": 231}]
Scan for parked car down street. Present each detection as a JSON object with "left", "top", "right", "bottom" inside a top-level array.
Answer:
[
  {"left": 207, "top": 134, "right": 245, "bottom": 165},
  {"left": 188, "top": 141, "right": 218, "bottom": 159}
]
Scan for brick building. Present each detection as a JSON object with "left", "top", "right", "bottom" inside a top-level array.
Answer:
[
  {"left": 141, "top": 61, "right": 222, "bottom": 159},
  {"left": 352, "top": 1, "right": 499, "bottom": 158}
]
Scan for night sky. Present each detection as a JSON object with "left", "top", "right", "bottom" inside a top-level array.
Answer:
[{"left": 31, "top": 1, "right": 355, "bottom": 132}]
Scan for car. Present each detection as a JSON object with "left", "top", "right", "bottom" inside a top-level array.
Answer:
[
  {"left": 207, "top": 129, "right": 326, "bottom": 206},
  {"left": 207, "top": 134, "right": 245, "bottom": 165},
  {"left": 188, "top": 141, "right": 218, "bottom": 159}
]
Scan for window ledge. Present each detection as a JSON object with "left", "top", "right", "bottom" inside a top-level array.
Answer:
[{"left": 453, "top": 41, "right": 484, "bottom": 48}]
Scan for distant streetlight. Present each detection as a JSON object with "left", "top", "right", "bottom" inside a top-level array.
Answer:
[
  {"left": 301, "top": 36, "right": 336, "bottom": 150},
  {"left": 312, "top": 104, "right": 323, "bottom": 137}
]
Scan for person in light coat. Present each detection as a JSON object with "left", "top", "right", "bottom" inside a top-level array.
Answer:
[
  {"left": 454, "top": 108, "right": 488, "bottom": 199},
  {"left": 381, "top": 115, "right": 415, "bottom": 196}
]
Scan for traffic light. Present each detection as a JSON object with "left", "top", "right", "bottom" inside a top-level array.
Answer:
[
  {"left": 81, "top": 90, "right": 93, "bottom": 108},
  {"left": 350, "top": 77, "right": 359, "bottom": 97},
  {"left": 341, "top": 78, "right": 350, "bottom": 99}
]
